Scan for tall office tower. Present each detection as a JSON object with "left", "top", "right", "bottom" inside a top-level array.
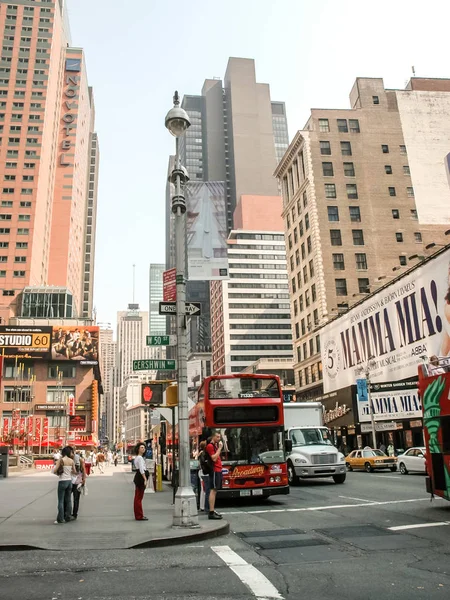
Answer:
[
  {"left": 0, "top": 1, "right": 99, "bottom": 323},
  {"left": 149, "top": 263, "right": 165, "bottom": 334},
  {"left": 99, "top": 324, "right": 115, "bottom": 434},
  {"left": 116, "top": 304, "right": 149, "bottom": 388},
  {"left": 275, "top": 77, "right": 450, "bottom": 400},
  {"left": 82, "top": 126, "right": 99, "bottom": 318},
  {"left": 211, "top": 195, "right": 293, "bottom": 375}
]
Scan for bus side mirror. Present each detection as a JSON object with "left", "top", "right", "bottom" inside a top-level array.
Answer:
[{"left": 285, "top": 440, "right": 292, "bottom": 453}]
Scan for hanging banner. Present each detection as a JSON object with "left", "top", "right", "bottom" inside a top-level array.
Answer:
[
  {"left": 11, "top": 409, "right": 20, "bottom": 434},
  {"left": 19, "top": 417, "right": 25, "bottom": 437},
  {"left": 42, "top": 418, "right": 49, "bottom": 445},
  {"left": 35, "top": 418, "right": 41, "bottom": 445},
  {"left": 321, "top": 248, "right": 450, "bottom": 393},
  {"left": 2, "top": 417, "right": 9, "bottom": 441},
  {"left": 68, "top": 393, "right": 75, "bottom": 416},
  {"left": 186, "top": 182, "right": 229, "bottom": 280},
  {"left": 27, "top": 416, "right": 33, "bottom": 443}
]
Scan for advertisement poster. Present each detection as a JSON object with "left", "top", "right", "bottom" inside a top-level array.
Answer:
[
  {"left": 69, "top": 415, "right": 86, "bottom": 432},
  {"left": 51, "top": 326, "right": 99, "bottom": 364},
  {"left": 42, "top": 418, "right": 49, "bottom": 444},
  {"left": 163, "top": 268, "right": 176, "bottom": 302},
  {"left": 185, "top": 182, "right": 228, "bottom": 280},
  {"left": 321, "top": 248, "right": 450, "bottom": 393},
  {"left": 0, "top": 325, "right": 52, "bottom": 358},
  {"left": 357, "top": 380, "right": 422, "bottom": 422}
]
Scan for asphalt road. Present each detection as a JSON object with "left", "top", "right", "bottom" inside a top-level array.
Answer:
[{"left": 1, "top": 470, "right": 449, "bottom": 600}]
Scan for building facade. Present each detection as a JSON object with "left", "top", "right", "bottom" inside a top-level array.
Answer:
[
  {"left": 211, "top": 195, "right": 293, "bottom": 375},
  {"left": 99, "top": 324, "right": 115, "bottom": 440},
  {"left": 149, "top": 263, "right": 165, "bottom": 335},
  {"left": 116, "top": 304, "right": 149, "bottom": 388},
  {"left": 275, "top": 77, "right": 450, "bottom": 400},
  {"left": 0, "top": 1, "right": 99, "bottom": 322}
]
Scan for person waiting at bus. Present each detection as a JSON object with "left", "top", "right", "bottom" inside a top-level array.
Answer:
[{"left": 206, "top": 431, "right": 223, "bottom": 520}]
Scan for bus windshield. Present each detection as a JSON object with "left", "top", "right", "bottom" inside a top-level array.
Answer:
[
  {"left": 208, "top": 377, "right": 280, "bottom": 399},
  {"left": 217, "top": 426, "right": 284, "bottom": 464}
]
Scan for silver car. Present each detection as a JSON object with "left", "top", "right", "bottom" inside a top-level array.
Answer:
[{"left": 398, "top": 447, "right": 426, "bottom": 475}]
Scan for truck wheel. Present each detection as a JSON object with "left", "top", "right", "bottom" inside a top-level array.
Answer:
[
  {"left": 287, "top": 461, "right": 299, "bottom": 486},
  {"left": 365, "top": 462, "right": 373, "bottom": 473},
  {"left": 333, "top": 473, "right": 346, "bottom": 484}
]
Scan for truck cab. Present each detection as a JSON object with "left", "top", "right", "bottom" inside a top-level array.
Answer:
[{"left": 284, "top": 402, "right": 346, "bottom": 485}]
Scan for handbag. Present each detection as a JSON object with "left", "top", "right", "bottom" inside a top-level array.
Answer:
[{"left": 55, "top": 459, "right": 64, "bottom": 476}]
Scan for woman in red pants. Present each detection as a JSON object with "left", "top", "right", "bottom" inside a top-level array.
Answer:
[{"left": 133, "top": 443, "right": 148, "bottom": 521}]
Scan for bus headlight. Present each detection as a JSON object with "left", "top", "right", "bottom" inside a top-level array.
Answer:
[
  {"left": 269, "top": 477, "right": 275, "bottom": 483},
  {"left": 275, "top": 476, "right": 281, "bottom": 482},
  {"left": 223, "top": 479, "right": 230, "bottom": 486}
]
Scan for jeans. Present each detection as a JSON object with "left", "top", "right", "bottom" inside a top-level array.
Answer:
[
  {"left": 72, "top": 483, "right": 81, "bottom": 518},
  {"left": 57, "top": 480, "right": 72, "bottom": 522}
]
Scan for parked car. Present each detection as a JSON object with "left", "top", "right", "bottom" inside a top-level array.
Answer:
[
  {"left": 398, "top": 447, "right": 426, "bottom": 474},
  {"left": 346, "top": 448, "right": 397, "bottom": 473}
]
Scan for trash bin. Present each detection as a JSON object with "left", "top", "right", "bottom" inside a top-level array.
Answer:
[{"left": 0, "top": 446, "right": 9, "bottom": 478}]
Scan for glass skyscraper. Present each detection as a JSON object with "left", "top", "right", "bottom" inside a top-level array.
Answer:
[{"left": 149, "top": 263, "right": 165, "bottom": 335}]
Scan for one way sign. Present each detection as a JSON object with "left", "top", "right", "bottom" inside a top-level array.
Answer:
[{"left": 159, "top": 301, "right": 201, "bottom": 316}]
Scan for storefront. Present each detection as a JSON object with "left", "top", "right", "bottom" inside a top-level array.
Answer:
[{"left": 319, "top": 386, "right": 358, "bottom": 454}]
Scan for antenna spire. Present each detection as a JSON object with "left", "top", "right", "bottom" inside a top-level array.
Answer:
[{"left": 132, "top": 264, "right": 136, "bottom": 303}]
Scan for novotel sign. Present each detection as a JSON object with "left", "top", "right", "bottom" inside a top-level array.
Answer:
[{"left": 60, "top": 59, "right": 81, "bottom": 167}]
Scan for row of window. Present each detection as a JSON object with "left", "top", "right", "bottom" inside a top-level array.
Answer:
[
  {"left": 229, "top": 273, "right": 288, "bottom": 280},
  {"left": 229, "top": 323, "right": 292, "bottom": 330},
  {"left": 230, "top": 344, "right": 293, "bottom": 351},
  {"left": 228, "top": 283, "right": 289, "bottom": 290},
  {"left": 332, "top": 252, "right": 368, "bottom": 271},
  {"left": 0, "top": 256, "right": 27, "bottom": 262},
  {"left": 0, "top": 228, "right": 29, "bottom": 234},
  {"left": 228, "top": 293, "right": 290, "bottom": 299},
  {"left": 229, "top": 253, "right": 286, "bottom": 261},
  {"left": 295, "top": 310, "right": 320, "bottom": 338},
  {"left": 334, "top": 278, "right": 370, "bottom": 296},
  {"left": 330, "top": 229, "right": 364, "bottom": 246},
  {"left": 230, "top": 334, "right": 293, "bottom": 340},
  {"left": 293, "top": 284, "right": 317, "bottom": 315},
  {"left": 0, "top": 214, "right": 31, "bottom": 220},
  {"left": 0, "top": 242, "right": 27, "bottom": 248},
  {"left": 1, "top": 361, "right": 76, "bottom": 380},
  {"left": 327, "top": 206, "right": 417, "bottom": 223},
  {"left": 297, "top": 336, "right": 321, "bottom": 363},
  {"left": 0, "top": 270, "right": 25, "bottom": 277},
  {"left": 3, "top": 174, "right": 35, "bottom": 181},
  {"left": 2, "top": 188, "right": 34, "bottom": 194},
  {"left": 299, "top": 363, "right": 323, "bottom": 386},
  {"left": 230, "top": 263, "right": 287, "bottom": 271},
  {"left": 318, "top": 118, "right": 360, "bottom": 133}
]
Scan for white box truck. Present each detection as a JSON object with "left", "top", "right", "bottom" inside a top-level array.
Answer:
[{"left": 284, "top": 402, "right": 346, "bottom": 485}]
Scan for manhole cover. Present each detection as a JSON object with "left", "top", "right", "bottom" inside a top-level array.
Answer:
[
  {"left": 238, "top": 529, "right": 303, "bottom": 538},
  {"left": 318, "top": 525, "right": 394, "bottom": 539},
  {"left": 256, "top": 538, "right": 327, "bottom": 550}
]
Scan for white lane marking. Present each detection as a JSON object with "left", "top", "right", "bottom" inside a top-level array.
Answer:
[
  {"left": 212, "top": 545, "right": 284, "bottom": 600},
  {"left": 220, "top": 497, "right": 441, "bottom": 515},
  {"left": 339, "top": 495, "right": 372, "bottom": 503},
  {"left": 388, "top": 521, "right": 450, "bottom": 531},
  {"left": 372, "top": 475, "right": 402, "bottom": 479}
]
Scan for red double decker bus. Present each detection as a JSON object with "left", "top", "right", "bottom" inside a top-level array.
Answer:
[{"left": 190, "top": 373, "right": 290, "bottom": 499}]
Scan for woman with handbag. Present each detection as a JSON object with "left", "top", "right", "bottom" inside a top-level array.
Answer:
[
  {"left": 71, "top": 451, "right": 86, "bottom": 520},
  {"left": 53, "top": 446, "right": 76, "bottom": 524},
  {"left": 133, "top": 443, "right": 149, "bottom": 521}
]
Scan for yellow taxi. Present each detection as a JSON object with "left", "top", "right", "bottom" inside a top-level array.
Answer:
[{"left": 346, "top": 447, "right": 397, "bottom": 473}]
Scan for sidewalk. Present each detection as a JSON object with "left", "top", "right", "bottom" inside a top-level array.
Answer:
[{"left": 0, "top": 465, "right": 228, "bottom": 551}]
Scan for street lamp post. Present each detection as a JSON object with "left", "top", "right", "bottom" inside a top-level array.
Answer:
[{"left": 165, "top": 91, "right": 198, "bottom": 527}]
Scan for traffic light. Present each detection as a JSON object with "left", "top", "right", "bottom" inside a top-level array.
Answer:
[
  {"left": 141, "top": 383, "right": 163, "bottom": 406},
  {"left": 166, "top": 384, "right": 178, "bottom": 406}
]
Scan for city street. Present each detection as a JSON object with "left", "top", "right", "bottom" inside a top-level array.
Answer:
[{"left": 1, "top": 470, "right": 449, "bottom": 600}]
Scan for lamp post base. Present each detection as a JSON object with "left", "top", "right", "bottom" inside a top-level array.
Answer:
[{"left": 172, "top": 485, "right": 199, "bottom": 527}]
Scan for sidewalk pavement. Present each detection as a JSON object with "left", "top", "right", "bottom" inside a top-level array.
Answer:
[{"left": 0, "top": 465, "right": 228, "bottom": 551}]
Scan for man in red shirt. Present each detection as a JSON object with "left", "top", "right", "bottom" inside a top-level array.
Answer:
[{"left": 206, "top": 430, "right": 223, "bottom": 520}]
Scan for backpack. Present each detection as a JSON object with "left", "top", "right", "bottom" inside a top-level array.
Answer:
[{"left": 199, "top": 448, "right": 213, "bottom": 475}]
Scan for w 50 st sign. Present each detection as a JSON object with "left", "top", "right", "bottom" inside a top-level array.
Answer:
[{"left": 320, "top": 248, "right": 450, "bottom": 393}]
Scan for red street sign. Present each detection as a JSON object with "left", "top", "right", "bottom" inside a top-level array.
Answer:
[{"left": 163, "top": 268, "right": 176, "bottom": 302}]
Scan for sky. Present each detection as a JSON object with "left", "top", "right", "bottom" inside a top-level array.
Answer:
[{"left": 66, "top": 0, "right": 450, "bottom": 327}]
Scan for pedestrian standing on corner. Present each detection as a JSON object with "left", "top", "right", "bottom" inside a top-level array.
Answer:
[
  {"left": 198, "top": 440, "right": 211, "bottom": 513},
  {"left": 205, "top": 431, "right": 223, "bottom": 520},
  {"left": 133, "top": 442, "right": 149, "bottom": 521},
  {"left": 53, "top": 446, "right": 76, "bottom": 524},
  {"left": 53, "top": 448, "right": 62, "bottom": 464},
  {"left": 72, "top": 450, "right": 86, "bottom": 520},
  {"left": 97, "top": 450, "right": 105, "bottom": 473},
  {"left": 387, "top": 442, "right": 395, "bottom": 457},
  {"left": 84, "top": 451, "right": 92, "bottom": 476},
  {"left": 113, "top": 452, "right": 118, "bottom": 467}
]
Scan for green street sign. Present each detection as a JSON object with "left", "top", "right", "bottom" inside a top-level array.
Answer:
[
  {"left": 146, "top": 335, "right": 176, "bottom": 346},
  {"left": 133, "top": 359, "right": 177, "bottom": 371}
]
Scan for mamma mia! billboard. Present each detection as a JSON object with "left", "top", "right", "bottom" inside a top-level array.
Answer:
[{"left": 321, "top": 247, "right": 450, "bottom": 393}]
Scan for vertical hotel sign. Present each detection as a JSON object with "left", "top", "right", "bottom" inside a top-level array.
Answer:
[{"left": 60, "top": 58, "right": 81, "bottom": 167}]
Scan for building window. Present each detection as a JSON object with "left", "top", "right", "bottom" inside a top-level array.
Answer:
[
  {"left": 291, "top": 277, "right": 296, "bottom": 293},
  {"left": 410, "top": 209, "right": 418, "bottom": 219},
  {"left": 330, "top": 230, "right": 342, "bottom": 246},
  {"left": 307, "top": 236, "right": 312, "bottom": 254},
  {"left": 305, "top": 213, "right": 310, "bottom": 230},
  {"left": 299, "top": 295, "right": 304, "bottom": 311},
  {"left": 399, "top": 255, "right": 407, "bottom": 266},
  {"left": 352, "top": 230, "right": 364, "bottom": 245},
  {"left": 13, "top": 270, "right": 25, "bottom": 277},
  {"left": 399, "top": 145, "right": 407, "bottom": 155},
  {"left": 303, "top": 266, "right": 308, "bottom": 283},
  {"left": 358, "top": 278, "right": 370, "bottom": 293},
  {"left": 385, "top": 165, "right": 392, "bottom": 174},
  {"left": 355, "top": 253, "right": 367, "bottom": 270},
  {"left": 322, "top": 162, "right": 334, "bottom": 177},
  {"left": 381, "top": 144, "right": 389, "bottom": 153},
  {"left": 344, "top": 162, "right": 355, "bottom": 177},
  {"left": 392, "top": 209, "right": 400, "bottom": 219},
  {"left": 327, "top": 206, "right": 339, "bottom": 222},
  {"left": 407, "top": 187, "right": 415, "bottom": 197},
  {"left": 337, "top": 119, "right": 348, "bottom": 133},
  {"left": 349, "top": 206, "right": 361, "bottom": 222},
  {"left": 396, "top": 232, "right": 403, "bottom": 243},
  {"left": 305, "top": 289, "right": 310, "bottom": 307},
  {"left": 319, "top": 118, "right": 329, "bottom": 132},
  {"left": 346, "top": 184, "right": 358, "bottom": 199},
  {"left": 340, "top": 141, "right": 352, "bottom": 156},
  {"left": 414, "top": 232, "right": 422, "bottom": 243},
  {"left": 320, "top": 141, "right": 331, "bottom": 155},
  {"left": 388, "top": 187, "right": 396, "bottom": 197},
  {"left": 335, "top": 279, "right": 348, "bottom": 296},
  {"left": 312, "top": 284, "right": 317, "bottom": 302},
  {"left": 309, "top": 259, "right": 314, "bottom": 278},
  {"left": 301, "top": 243, "right": 305, "bottom": 260},
  {"left": 295, "top": 323, "right": 300, "bottom": 339},
  {"left": 349, "top": 119, "right": 360, "bottom": 133},
  {"left": 332, "top": 253, "right": 345, "bottom": 270},
  {"left": 372, "top": 95, "right": 380, "bottom": 105},
  {"left": 403, "top": 165, "right": 410, "bottom": 175},
  {"left": 325, "top": 183, "right": 336, "bottom": 198}
]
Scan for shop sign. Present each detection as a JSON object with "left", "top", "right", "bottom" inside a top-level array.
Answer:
[
  {"left": 35, "top": 404, "right": 66, "bottom": 411},
  {"left": 410, "top": 420, "right": 423, "bottom": 428},
  {"left": 35, "top": 460, "right": 54, "bottom": 470},
  {"left": 76, "top": 405, "right": 86, "bottom": 411},
  {"left": 324, "top": 403, "right": 351, "bottom": 424},
  {"left": 358, "top": 388, "right": 422, "bottom": 422},
  {"left": 361, "top": 421, "right": 399, "bottom": 433}
]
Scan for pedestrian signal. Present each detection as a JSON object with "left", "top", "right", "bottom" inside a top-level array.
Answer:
[{"left": 141, "top": 383, "right": 163, "bottom": 406}]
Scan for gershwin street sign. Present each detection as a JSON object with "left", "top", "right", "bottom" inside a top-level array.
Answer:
[
  {"left": 133, "top": 359, "right": 177, "bottom": 371},
  {"left": 158, "top": 301, "right": 201, "bottom": 316},
  {"left": 146, "top": 335, "right": 176, "bottom": 346}
]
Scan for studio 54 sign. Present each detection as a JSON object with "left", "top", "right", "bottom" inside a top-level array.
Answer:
[{"left": 321, "top": 248, "right": 450, "bottom": 393}]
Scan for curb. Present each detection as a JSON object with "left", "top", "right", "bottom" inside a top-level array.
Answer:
[{"left": 0, "top": 521, "right": 230, "bottom": 552}]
